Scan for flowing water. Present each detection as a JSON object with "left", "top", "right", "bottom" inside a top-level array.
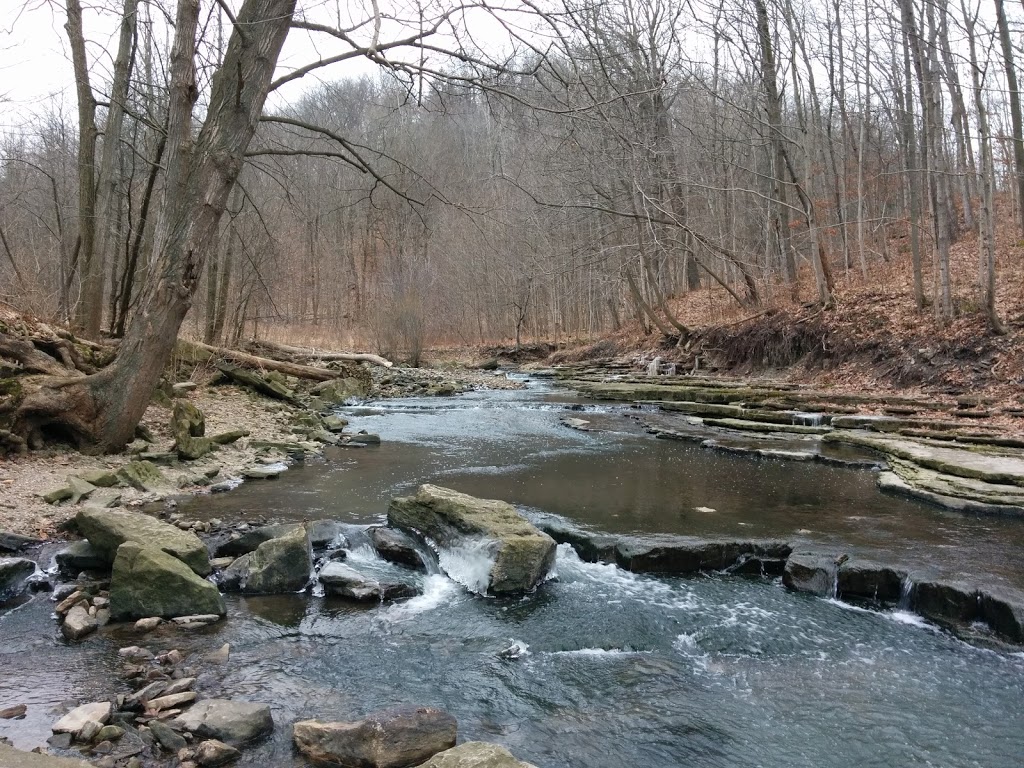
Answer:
[{"left": 2, "top": 377, "right": 1024, "bottom": 766}]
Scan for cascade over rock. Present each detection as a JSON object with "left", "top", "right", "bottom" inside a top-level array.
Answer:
[{"left": 387, "top": 484, "right": 555, "bottom": 594}]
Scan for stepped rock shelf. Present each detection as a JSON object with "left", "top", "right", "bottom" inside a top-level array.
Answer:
[
  {"left": 558, "top": 368, "right": 1024, "bottom": 516},
  {"left": 534, "top": 516, "right": 1024, "bottom": 647}
]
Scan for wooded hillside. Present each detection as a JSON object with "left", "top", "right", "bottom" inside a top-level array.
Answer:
[{"left": 1, "top": 0, "right": 1023, "bottom": 448}]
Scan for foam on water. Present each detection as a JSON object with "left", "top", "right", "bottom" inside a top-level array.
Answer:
[{"left": 382, "top": 575, "right": 460, "bottom": 620}]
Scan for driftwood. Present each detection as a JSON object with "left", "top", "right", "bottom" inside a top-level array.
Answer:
[
  {"left": 248, "top": 339, "right": 393, "bottom": 368},
  {"left": 185, "top": 340, "right": 347, "bottom": 382}
]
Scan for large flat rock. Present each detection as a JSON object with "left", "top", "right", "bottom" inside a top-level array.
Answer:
[
  {"left": 388, "top": 485, "right": 555, "bottom": 594},
  {"left": 77, "top": 508, "right": 211, "bottom": 576}
]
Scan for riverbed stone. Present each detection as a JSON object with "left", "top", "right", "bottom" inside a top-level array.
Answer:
[
  {"left": 148, "top": 720, "right": 188, "bottom": 752},
  {"left": 979, "top": 590, "right": 1024, "bottom": 643},
  {"left": 0, "top": 557, "right": 35, "bottom": 599},
  {"left": 52, "top": 701, "right": 111, "bottom": 736},
  {"left": 108, "top": 542, "right": 226, "bottom": 621},
  {"left": 292, "top": 707, "right": 457, "bottom": 768},
  {"left": 0, "top": 531, "right": 42, "bottom": 553},
  {"left": 783, "top": 552, "right": 841, "bottom": 597},
  {"left": 388, "top": 484, "right": 556, "bottom": 594},
  {"left": 836, "top": 559, "right": 908, "bottom": 604},
  {"left": 215, "top": 523, "right": 301, "bottom": 558},
  {"left": 61, "top": 603, "right": 99, "bottom": 641},
  {"left": 195, "top": 739, "right": 240, "bottom": 766},
  {"left": 613, "top": 537, "right": 793, "bottom": 575},
  {"left": 913, "top": 580, "right": 980, "bottom": 626},
  {"left": 77, "top": 508, "right": 212, "bottom": 576},
  {"left": 172, "top": 699, "right": 273, "bottom": 746},
  {"left": 319, "top": 562, "right": 419, "bottom": 601},
  {"left": 369, "top": 526, "right": 427, "bottom": 570},
  {"left": 55, "top": 541, "right": 108, "bottom": 576},
  {"left": 535, "top": 520, "right": 618, "bottom": 563},
  {"left": 234, "top": 527, "right": 312, "bottom": 594},
  {"left": 418, "top": 742, "right": 538, "bottom": 768},
  {"left": 306, "top": 520, "right": 347, "bottom": 550}
]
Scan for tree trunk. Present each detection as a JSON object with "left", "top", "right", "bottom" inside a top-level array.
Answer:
[
  {"left": 65, "top": 0, "right": 99, "bottom": 335},
  {"left": 14, "top": 0, "right": 298, "bottom": 453},
  {"left": 995, "top": 0, "right": 1024, "bottom": 234}
]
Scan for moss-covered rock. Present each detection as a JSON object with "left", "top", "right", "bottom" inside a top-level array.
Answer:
[{"left": 109, "top": 542, "right": 225, "bottom": 621}]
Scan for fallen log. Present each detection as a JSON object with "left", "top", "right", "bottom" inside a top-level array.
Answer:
[
  {"left": 182, "top": 340, "right": 344, "bottom": 382},
  {"left": 248, "top": 339, "right": 393, "bottom": 368}
]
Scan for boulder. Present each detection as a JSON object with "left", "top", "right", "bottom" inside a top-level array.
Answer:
[
  {"left": 782, "top": 552, "right": 841, "bottom": 597},
  {"left": 215, "top": 524, "right": 301, "bottom": 558},
  {"left": 61, "top": 604, "right": 99, "bottom": 641},
  {"left": 836, "top": 559, "right": 908, "bottom": 604},
  {"left": 418, "top": 742, "right": 538, "bottom": 768},
  {"left": 319, "top": 562, "right": 419, "bottom": 602},
  {"left": 66, "top": 476, "right": 97, "bottom": 504},
  {"left": 108, "top": 542, "right": 226, "bottom": 621},
  {"left": 614, "top": 537, "right": 793, "bottom": 575},
  {"left": 0, "top": 557, "right": 35, "bottom": 600},
  {"left": 52, "top": 701, "right": 111, "bottom": 737},
  {"left": 172, "top": 699, "right": 273, "bottom": 746},
  {"left": 235, "top": 527, "right": 312, "bottom": 594},
  {"left": 388, "top": 485, "right": 555, "bottom": 594},
  {"left": 321, "top": 414, "right": 349, "bottom": 432},
  {"left": 55, "top": 541, "right": 109, "bottom": 576},
  {"left": 369, "top": 527, "right": 427, "bottom": 570},
  {"left": 77, "top": 508, "right": 211, "bottom": 576},
  {"left": 293, "top": 707, "right": 457, "bottom": 768}
]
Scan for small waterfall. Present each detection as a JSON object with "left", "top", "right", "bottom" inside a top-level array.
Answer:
[
  {"left": 436, "top": 538, "right": 498, "bottom": 595},
  {"left": 898, "top": 576, "right": 915, "bottom": 610},
  {"left": 646, "top": 356, "right": 662, "bottom": 376},
  {"left": 791, "top": 411, "right": 827, "bottom": 427}
]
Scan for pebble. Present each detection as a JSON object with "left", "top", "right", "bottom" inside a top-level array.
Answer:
[{"left": 135, "top": 617, "right": 162, "bottom": 631}]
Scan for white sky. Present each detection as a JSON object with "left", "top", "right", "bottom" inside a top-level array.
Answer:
[{"left": 0, "top": 0, "right": 539, "bottom": 138}]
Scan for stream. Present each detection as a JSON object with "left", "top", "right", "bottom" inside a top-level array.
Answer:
[{"left": 2, "top": 376, "right": 1024, "bottom": 767}]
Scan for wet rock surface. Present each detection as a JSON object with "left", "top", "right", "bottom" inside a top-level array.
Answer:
[{"left": 293, "top": 707, "right": 457, "bottom": 768}]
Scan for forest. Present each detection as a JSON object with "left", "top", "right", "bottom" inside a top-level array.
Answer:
[{"left": 1, "top": 0, "right": 1024, "bottom": 450}]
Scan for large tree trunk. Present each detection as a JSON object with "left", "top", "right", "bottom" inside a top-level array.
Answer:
[
  {"left": 65, "top": 0, "right": 99, "bottom": 335},
  {"left": 14, "top": 0, "right": 297, "bottom": 453}
]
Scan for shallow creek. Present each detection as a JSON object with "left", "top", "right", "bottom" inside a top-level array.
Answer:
[{"left": 2, "top": 378, "right": 1024, "bottom": 767}]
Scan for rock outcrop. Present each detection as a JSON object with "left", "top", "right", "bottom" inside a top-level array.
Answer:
[
  {"left": 293, "top": 707, "right": 457, "bottom": 768},
  {"left": 388, "top": 485, "right": 555, "bottom": 594},
  {"left": 782, "top": 552, "right": 841, "bottom": 597}
]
